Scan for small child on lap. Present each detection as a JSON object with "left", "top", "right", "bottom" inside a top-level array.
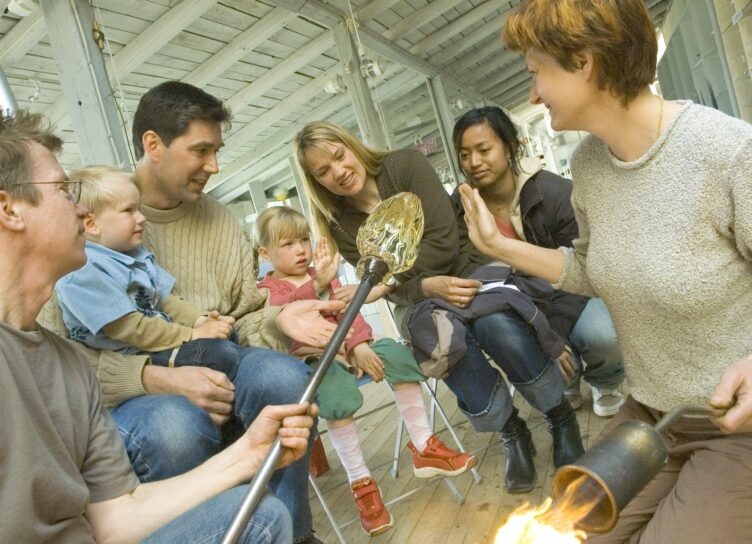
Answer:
[
  {"left": 255, "top": 206, "right": 476, "bottom": 537},
  {"left": 55, "top": 166, "right": 239, "bottom": 382}
]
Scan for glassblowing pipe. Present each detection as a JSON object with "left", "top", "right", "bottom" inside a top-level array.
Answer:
[
  {"left": 222, "top": 193, "right": 424, "bottom": 544},
  {"left": 552, "top": 405, "right": 725, "bottom": 534}
]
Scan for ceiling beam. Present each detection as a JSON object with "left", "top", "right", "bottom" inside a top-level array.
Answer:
[
  {"left": 427, "top": 13, "right": 506, "bottom": 67},
  {"left": 45, "top": 0, "right": 219, "bottom": 124},
  {"left": 455, "top": 46, "right": 517, "bottom": 81},
  {"left": 382, "top": 0, "right": 457, "bottom": 42},
  {"left": 222, "top": 64, "right": 341, "bottom": 151},
  {"left": 355, "top": 0, "right": 403, "bottom": 23},
  {"left": 109, "top": 0, "right": 220, "bottom": 82},
  {"left": 0, "top": 10, "right": 46, "bottom": 68},
  {"left": 220, "top": 0, "right": 410, "bottom": 121},
  {"left": 484, "top": 68, "right": 529, "bottom": 99},
  {"left": 225, "top": 29, "right": 334, "bottom": 114},
  {"left": 478, "top": 62, "right": 527, "bottom": 95},
  {"left": 182, "top": 7, "right": 296, "bottom": 87},
  {"left": 411, "top": 0, "right": 508, "bottom": 57},
  {"left": 490, "top": 71, "right": 532, "bottom": 102}
]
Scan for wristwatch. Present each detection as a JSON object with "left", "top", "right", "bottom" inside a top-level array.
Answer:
[{"left": 384, "top": 276, "right": 397, "bottom": 288}]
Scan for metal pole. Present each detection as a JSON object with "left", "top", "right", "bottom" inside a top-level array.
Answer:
[
  {"left": 0, "top": 67, "right": 18, "bottom": 115},
  {"left": 222, "top": 258, "right": 389, "bottom": 544}
]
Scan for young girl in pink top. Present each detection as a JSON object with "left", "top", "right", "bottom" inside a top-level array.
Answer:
[{"left": 255, "top": 206, "right": 475, "bottom": 537}]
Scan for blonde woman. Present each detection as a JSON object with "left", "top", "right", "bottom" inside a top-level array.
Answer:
[{"left": 295, "top": 121, "right": 584, "bottom": 494}]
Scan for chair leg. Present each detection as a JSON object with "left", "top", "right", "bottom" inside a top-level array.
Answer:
[
  {"left": 309, "top": 475, "right": 348, "bottom": 544},
  {"left": 423, "top": 379, "right": 483, "bottom": 485},
  {"left": 392, "top": 416, "right": 403, "bottom": 479}
]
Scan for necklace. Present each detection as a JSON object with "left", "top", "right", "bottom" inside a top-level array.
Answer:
[
  {"left": 656, "top": 94, "right": 664, "bottom": 139},
  {"left": 486, "top": 196, "right": 511, "bottom": 217}
]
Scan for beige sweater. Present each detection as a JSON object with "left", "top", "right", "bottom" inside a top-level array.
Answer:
[
  {"left": 42, "top": 194, "right": 288, "bottom": 407},
  {"left": 558, "top": 102, "right": 752, "bottom": 411}
]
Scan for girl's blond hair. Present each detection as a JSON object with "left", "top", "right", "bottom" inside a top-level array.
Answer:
[
  {"left": 293, "top": 121, "right": 388, "bottom": 241},
  {"left": 253, "top": 206, "right": 311, "bottom": 269}
]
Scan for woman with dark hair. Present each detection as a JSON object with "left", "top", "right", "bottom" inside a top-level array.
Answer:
[
  {"left": 461, "top": 0, "right": 752, "bottom": 541},
  {"left": 451, "top": 106, "right": 625, "bottom": 418},
  {"left": 294, "top": 121, "right": 585, "bottom": 494}
]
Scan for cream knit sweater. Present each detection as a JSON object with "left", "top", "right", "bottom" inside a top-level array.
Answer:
[
  {"left": 140, "top": 195, "right": 288, "bottom": 350},
  {"left": 557, "top": 102, "right": 752, "bottom": 411}
]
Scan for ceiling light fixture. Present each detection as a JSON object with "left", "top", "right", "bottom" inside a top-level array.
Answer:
[
  {"left": 324, "top": 74, "right": 346, "bottom": 94},
  {"left": 359, "top": 57, "right": 381, "bottom": 79}
]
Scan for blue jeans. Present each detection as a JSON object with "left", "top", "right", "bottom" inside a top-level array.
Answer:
[
  {"left": 149, "top": 337, "right": 240, "bottom": 380},
  {"left": 144, "top": 487, "right": 291, "bottom": 544},
  {"left": 568, "top": 298, "right": 624, "bottom": 389},
  {"left": 111, "top": 346, "right": 315, "bottom": 543},
  {"left": 442, "top": 309, "right": 566, "bottom": 433}
]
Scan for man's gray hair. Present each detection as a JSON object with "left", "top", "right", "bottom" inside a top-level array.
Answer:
[{"left": 0, "top": 110, "right": 63, "bottom": 204}]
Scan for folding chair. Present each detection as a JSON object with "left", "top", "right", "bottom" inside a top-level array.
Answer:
[{"left": 308, "top": 374, "right": 483, "bottom": 543}]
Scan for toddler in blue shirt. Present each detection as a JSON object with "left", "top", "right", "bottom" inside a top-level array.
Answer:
[{"left": 55, "top": 166, "right": 240, "bottom": 380}]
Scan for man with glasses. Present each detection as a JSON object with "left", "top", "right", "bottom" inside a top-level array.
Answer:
[{"left": 0, "top": 109, "right": 318, "bottom": 542}]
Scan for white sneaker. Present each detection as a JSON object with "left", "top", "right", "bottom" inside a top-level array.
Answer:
[
  {"left": 591, "top": 386, "right": 625, "bottom": 417},
  {"left": 564, "top": 377, "right": 583, "bottom": 410}
]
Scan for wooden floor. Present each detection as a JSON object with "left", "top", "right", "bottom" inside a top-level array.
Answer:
[{"left": 308, "top": 380, "right": 610, "bottom": 544}]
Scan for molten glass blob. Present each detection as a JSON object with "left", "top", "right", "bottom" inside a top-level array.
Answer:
[{"left": 356, "top": 192, "right": 424, "bottom": 285}]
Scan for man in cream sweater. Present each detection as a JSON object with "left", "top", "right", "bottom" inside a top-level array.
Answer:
[{"left": 76, "top": 82, "right": 338, "bottom": 544}]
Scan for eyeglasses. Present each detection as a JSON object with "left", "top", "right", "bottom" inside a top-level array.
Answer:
[{"left": 10, "top": 180, "right": 82, "bottom": 204}]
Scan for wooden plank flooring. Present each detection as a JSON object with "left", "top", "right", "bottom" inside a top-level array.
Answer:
[{"left": 309, "top": 380, "right": 610, "bottom": 544}]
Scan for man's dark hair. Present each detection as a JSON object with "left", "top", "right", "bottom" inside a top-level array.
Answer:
[
  {"left": 0, "top": 110, "right": 63, "bottom": 204},
  {"left": 131, "top": 81, "right": 231, "bottom": 159}
]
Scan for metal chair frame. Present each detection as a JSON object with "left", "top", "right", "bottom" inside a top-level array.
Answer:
[{"left": 308, "top": 376, "right": 483, "bottom": 543}]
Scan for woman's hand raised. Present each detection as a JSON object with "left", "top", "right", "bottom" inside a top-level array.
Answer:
[{"left": 459, "top": 183, "right": 507, "bottom": 260}]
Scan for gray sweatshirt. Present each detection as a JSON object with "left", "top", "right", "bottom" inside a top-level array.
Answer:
[{"left": 557, "top": 101, "right": 752, "bottom": 412}]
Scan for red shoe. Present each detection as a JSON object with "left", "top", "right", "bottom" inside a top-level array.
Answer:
[
  {"left": 350, "top": 477, "right": 393, "bottom": 536},
  {"left": 408, "top": 434, "right": 477, "bottom": 478}
]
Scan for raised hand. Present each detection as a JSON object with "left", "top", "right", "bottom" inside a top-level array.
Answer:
[
  {"left": 459, "top": 183, "right": 506, "bottom": 260},
  {"left": 313, "top": 237, "right": 341, "bottom": 293}
]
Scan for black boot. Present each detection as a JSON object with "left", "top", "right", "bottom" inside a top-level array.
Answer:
[
  {"left": 499, "top": 409, "right": 537, "bottom": 493},
  {"left": 545, "top": 399, "right": 585, "bottom": 468}
]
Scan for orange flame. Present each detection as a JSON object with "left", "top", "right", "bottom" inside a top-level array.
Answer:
[
  {"left": 495, "top": 475, "right": 604, "bottom": 543},
  {"left": 495, "top": 498, "right": 587, "bottom": 543}
]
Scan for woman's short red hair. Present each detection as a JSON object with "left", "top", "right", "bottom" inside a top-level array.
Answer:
[{"left": 503, "top": 0, "right": 658, "bottom": 104}]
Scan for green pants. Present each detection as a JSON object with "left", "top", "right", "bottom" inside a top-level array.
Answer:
[{"left": 311, "top": 338, "right": 426, "bottom": 421}]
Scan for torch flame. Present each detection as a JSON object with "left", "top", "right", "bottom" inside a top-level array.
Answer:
[
  {"left": 495, "top": 499, "right": 587, "bottom": 543},
  {"left": 495, "top": 476, "right": 601, "bottom": 543}
]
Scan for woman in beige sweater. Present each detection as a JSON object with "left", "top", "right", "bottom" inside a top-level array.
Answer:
[{"left": 461, "top": 1, "right": 752, "bottom": 542}]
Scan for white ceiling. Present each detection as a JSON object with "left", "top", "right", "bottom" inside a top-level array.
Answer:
[{"left": 0, "top": 0, "right": 672, "bottom": 204}]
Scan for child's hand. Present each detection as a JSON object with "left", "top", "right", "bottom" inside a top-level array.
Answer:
[
  {"left": 313, "top": 238, "right": 340, "bottom": 293},
  {"left": 332, "top": 283, "right": 390, "bottom": 306},
  {"left": 349, "top": 342, "right": 385, "bottom": 382},
  {"left": 192, "top": 311, "right": 233, "bottom": 340},
  {"left": 213, "top": 310, "right": 235, "bottom": 326}
]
